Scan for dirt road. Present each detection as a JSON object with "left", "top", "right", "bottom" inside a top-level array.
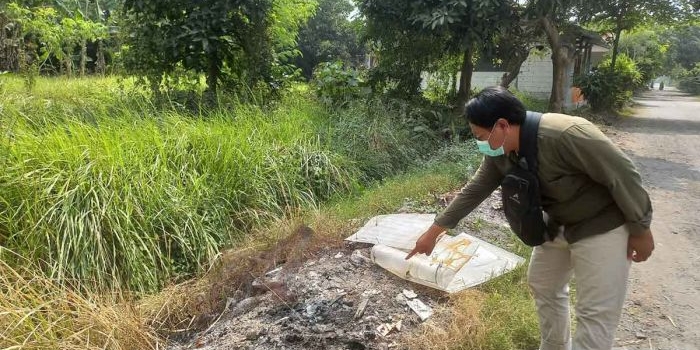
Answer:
[{"left": 612, "top": 89, "right": 700, "bottom": 350}]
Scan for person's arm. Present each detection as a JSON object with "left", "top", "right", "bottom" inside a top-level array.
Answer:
[
  {"left": 406, "top": 156, "right": 503, "bottom": 259},
  {"left": 434, "top": 156, "right": 504, "bottom": 229}
]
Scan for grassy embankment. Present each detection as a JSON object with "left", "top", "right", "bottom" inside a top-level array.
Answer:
[{"left": 0, "top": 75, "right": 539, "bottom": 349}]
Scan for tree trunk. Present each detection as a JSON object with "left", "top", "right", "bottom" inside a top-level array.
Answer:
[
  {"left": 0, "top": 14, "right": 21, "bottom": 72},
  {"left": 550, "top": 49, "right": 568, "bottom": 112},
  {"left": 96, "top": 40, "right": 106, "bottom": 75},
  {"left": 64, "top": 48, "right": 72, "bottom": 78},
  {"left": 456, "top": 45, "right": 475, "bottom": 115},
  {"left": 206, "top": 50, "right": 221, "bottom": 105},
  {"left": 610, "top": 26, "right": 623, "bottom": 72},
  {"left": 540, "top": 16, "right": 572, "bottom": 113},
  {"left": 80, "top": 39, "right": 87, "bottom": 77},
  {"left": 500, "top": 54, "right": 527, "bottom": 88}
]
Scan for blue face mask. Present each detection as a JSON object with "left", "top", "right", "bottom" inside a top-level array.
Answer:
[{"left": 475, "top": 124, "right": 506, "bottom": 157}]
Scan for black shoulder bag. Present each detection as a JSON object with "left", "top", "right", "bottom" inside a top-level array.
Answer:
[{"left": 501, "top": 111, "right": 547, "bottom": 246}]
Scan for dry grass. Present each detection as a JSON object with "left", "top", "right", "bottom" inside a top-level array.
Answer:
[
  {"left": 0, "top": 252, "right": 162, "bottom": 350},
  {"left": 404, "top": 264, "right": 539, "bottom": 350},
  {"left": 405, "top": 290, "right": 488, "bottom": 350}
]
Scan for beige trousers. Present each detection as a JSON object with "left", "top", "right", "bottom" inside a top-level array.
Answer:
[{"left": 528, "top": 225, "right": 631, "bottom": 350}]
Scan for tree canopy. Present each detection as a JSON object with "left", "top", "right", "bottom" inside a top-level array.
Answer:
[
  {"left": 666, "top": 24, "right": 700, "bottom": 71},
  {"left": 2, "top": 0, "right": 698, "bottom": 109},
  {"left": 358, "top": 0, "right": 520, "bottom": 110},
  {"left": 618, "top": 28, "right": 668, "bottom": 85},
  {"left": 295, "top": 0, "right": 363, "bottom": 80},
  {"left": 580, "top": 0, "right": 696, "bottom": 70},
  {"left": 119, "top": 0, "right": 316, "bottom": 100}
]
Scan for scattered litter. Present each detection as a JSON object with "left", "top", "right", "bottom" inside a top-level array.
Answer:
[
  {"left": 635, "top": 331, "right": 647, "bottom": 339},
  {"left": 406, "top": 298, "right": 433, "bottom": 321},
  {"left": 272, "top": 316, "right": 289, "bottom": 325},
  {"left": 395, "top": 293, "right": 407, "bottom": 305},
  {"left": 354, "top": 297, "right": 370, "bottom": 320},
  {"left": 364, "top": 315, "right": 380, "bottom": 324},
  {"left": 334, "top": 252, "right": 344, "bottom": 259},
  {"left": 402, "top": 289, "right": 417, "bottom": 299},
  {"left": 376, "top": 320, "right": 403, "bottom": 337},
  {"left": 376, "top": 324, "right": 391, "bottom": 336},
  {"left": 305, "top": 303, "right": 318, "bottom": 317},
  {"left": 170, "top": 230, "right": 447, "bottom": 350}
]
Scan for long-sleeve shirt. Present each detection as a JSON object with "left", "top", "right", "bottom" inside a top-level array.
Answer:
[{"left": 434, "top": 113, "right": 652, "bottom": 243}]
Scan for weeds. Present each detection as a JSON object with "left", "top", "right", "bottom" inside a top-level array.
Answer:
[
  {"left": 0, "top": 250, "right": 162, "bottom": 350},
  {"left": 0, "top": 75, "right": 443, "bottom": 292},
  {"left": 512, "top": 89, "right": 549, "bottom": 113},
  {"left": 0, "top": 76, "right": 357, "bottom": 292},
  {"left": 320, "top": 98, "right": 443, "bottom": 183}
]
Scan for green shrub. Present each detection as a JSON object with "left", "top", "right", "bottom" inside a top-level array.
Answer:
[
  {"left": 311, "top": 61, "right": 370, "bottom": 106},
  {"left": 322, "top": 98, "right": 443, "bottom": 183},
  {"left": 512, "top": 89, "right": 549, "bottom": 113},
  {"left": 574, "top": 54, "right": 642, "bottom": 111},
  {"left": 678, "top": 63, "right": 700, "bottom": 95}
]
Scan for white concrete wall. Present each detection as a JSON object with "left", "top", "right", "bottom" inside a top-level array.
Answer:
[
  {"left": 515, "top": 53, "right": 554, "bottom": 99},
  {"left": 471, "top": 72, "right": 503, "bottom": 90},
  {"left": 421, "top": 47, "right": 601, "bottom": 108}
]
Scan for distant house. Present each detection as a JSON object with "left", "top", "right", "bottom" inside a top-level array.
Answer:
[{"left": 472, "top": 26, "right": 610, "bottom": 108}]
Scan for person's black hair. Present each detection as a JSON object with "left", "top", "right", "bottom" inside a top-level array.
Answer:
[{"left": 464, "top": 86, "right": 526, "bottom": 128}]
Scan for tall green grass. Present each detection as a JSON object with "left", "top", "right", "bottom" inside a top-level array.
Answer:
[
  {"left": 0, "top": 76, "right": 361, "bottom": 292},
  {"left": 0, "top": 75, "right": 444, "bottom": 292},
  {"left": 320, "top": 98, "right": 443, "bottom": 182}
]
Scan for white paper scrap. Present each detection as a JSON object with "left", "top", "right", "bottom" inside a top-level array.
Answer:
[
  {"left": 402, "top": 289, "right": 417, "bottom": 299},
  {"left": 406, "top": 298, "right": 433, "bottom": 321}
]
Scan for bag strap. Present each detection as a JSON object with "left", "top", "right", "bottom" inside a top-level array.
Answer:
[{"left": 519, "top": 111, "right": 542, "bottom": 172}]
